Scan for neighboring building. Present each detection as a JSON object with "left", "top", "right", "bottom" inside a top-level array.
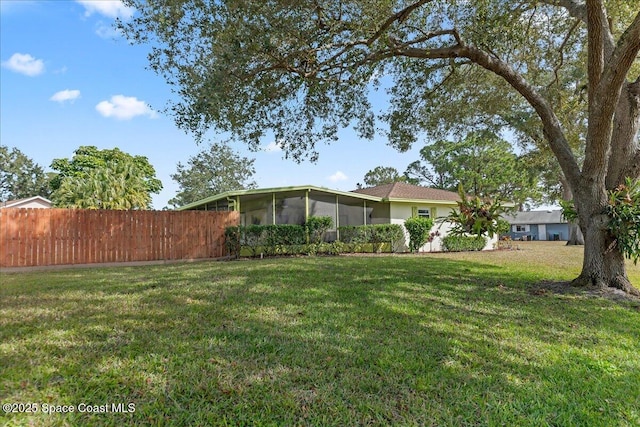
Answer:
[
  {"left": 180, "top": 182, "right": 497, "bottom": 252},
  {"left": 0, "top": 196, "right": 52, "bottom": 209},
  {"left": 503, "top": 209, "right": 569, "bottom": 241}
]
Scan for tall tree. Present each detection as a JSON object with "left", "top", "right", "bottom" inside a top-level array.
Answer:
[
  {"left": 122, "top": 1, "right": 640, "bottom": 293},
  {"left": 50, "top": 146, "right": 162, "bottom": 209},
  {"left": 53, "top": 160, "right": 154, "bottom": 209},
  {"left": 0, "top": 145, "right": 50, "bottom": 202},
  {"left": 405, "top": 132, "right": 541, "bottom": 208},
  {"left": 362, "top": 166, "right": 406, "bottom": 187},
  {"left": 169, "top": 142, "right": 257, "bottom": 208}
]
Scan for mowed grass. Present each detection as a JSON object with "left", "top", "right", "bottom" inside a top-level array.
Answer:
[{"left": 1, "top": 242, "right": 639, "bottom": 426}]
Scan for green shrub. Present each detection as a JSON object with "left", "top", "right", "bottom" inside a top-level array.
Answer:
[
  {"left": 446, "top": 184, "right": 505, "bottom": 238},
  {"left": 265, "top": 224, "right": 307, "bottom": 246},
  {"left": 226, "top": 223, "right": 403, "bottom": 257},
  {"left": 224, "top": 226, "right": 241, "bottom": 258},
  {"left": 606, "top": 178, "right": 640, "bottom": 264},
  {"left": 305, "top": 216, "right": 334, "bottom": 243},
  {"left": 244, "top": 224, "right": 266, "bottom": 256},
  {"left": 338, "top": 226, "right": 369, "bottom": 244},
  {"left": 338, "top": 224, "right": 404, "bottom": 252},
  {"left": 369, "top": 224, "right": 405, "bottom": 253},
  {"left": 441, "top": 235, "right": 487, "bottom": 252},
  {"left": 404, "top": 217, "right": 434, "bottom": 252}
]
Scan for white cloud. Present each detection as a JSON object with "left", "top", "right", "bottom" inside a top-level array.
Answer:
[
  {"left": 95, "top": 95, "right": 157, "bottom": 120},
  {"left": 95, "top": 21, "right": 122, "bottom": 39},
  {"left": 328, "top": 171, "right": 348, "bottom": 183},
  {"left": 264, "top": 141, "right": 283, "bottom": 152},
  {"left": 1, "top": 53, "right": 45, "bottom": 76},
  {"left": 76, "top": 0, "right": 134, "bottom": 19},
  {"left": 50, "top": 89, "right": 81, "bottom": 103}
]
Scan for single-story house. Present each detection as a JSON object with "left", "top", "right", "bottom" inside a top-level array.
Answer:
[
  {"left": 502, "top": 209, "right": 569, "bottom": 241},
  {"left": 179, "top": 182, "right": 497, "bottom": 252},
  {"left": 0, "top": 196, "right": 52, "bottom": 209}
]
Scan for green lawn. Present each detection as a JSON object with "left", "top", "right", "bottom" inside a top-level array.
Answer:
[{"left": 1, "top": 242, "right": 639, "bottom": 426}]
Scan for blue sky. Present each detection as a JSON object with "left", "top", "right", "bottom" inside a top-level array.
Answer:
[{"left": 1, "top": 0, "right": 424, "bottom": 209}]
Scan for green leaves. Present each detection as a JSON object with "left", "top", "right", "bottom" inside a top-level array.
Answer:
[
  {"left": 0, "top": 145, "right": 50, "bottom": 202},
  {"left": 405, "top": 131, "right": 540, "bottom": 207},
  {"left": 306, "top": 216, "right": 334, "bottom": 244},
  {"left": 446, "top": 184, "right": 505, "bottom": 238},
  {"left": 404, "top": 216, "right": 434, "bottom": 252},
  {"left": 50, "top": 146, "right": 162, "bottom": 210},
  {"left": 52, "top": 160, "right": 153, "bottom": 210},
  {"left": 169, "top": 142, "right": 257, "bottom": 208},
  {"left": 558, "top": 178, "right": 639, "bottom": 264},
  {"left": 605, "top": 178, "right": 640, "bottom": 264},
  {"left": 363, "top": 166, "right": 407, "bottom": 187}
]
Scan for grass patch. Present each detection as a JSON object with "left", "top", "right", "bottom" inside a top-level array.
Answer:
[{"left": 1, "top": 242, "right": 639, "bottom": 426}]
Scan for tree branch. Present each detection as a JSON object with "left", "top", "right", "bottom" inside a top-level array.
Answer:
[
  {"left": 391, "top": 40, "right": 581, "bottom": 189},
  {"left": 612, "top": 79, "right": 640, "bottom": 184},
  {"left": 539, "top": 0, "right": 615, "bottom": 59},
  {"left": 585, "top": 10, "right": 640, "bottom": 181},
  {"left": 548, "top": 19, "right": 581, "bottom": 88},
  {"left": 586, "top": 0, "right": 606, "bottom": 102},
  {"left": 366, "top": 0, "right": 436, "bottom": 46}
]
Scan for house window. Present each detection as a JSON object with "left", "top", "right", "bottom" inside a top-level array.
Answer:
[
  {"left": 513, "top": 225, "right": 529, "bottom": 232},
  {"left": 417, "top": 209, "right": 430, "bottom": 219}
]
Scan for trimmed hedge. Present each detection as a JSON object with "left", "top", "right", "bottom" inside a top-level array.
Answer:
[
  {"left": 338, "top": 224, "right": 404, "bottom": 253},
  {"left": 306, "top": 216, "right": 334, "bottom": 244},
  {"left": 226, "top": 222, "right": 404, "bottom": 257},
  {"left": 441, "top": 235, "right": 487, "bottom": 252}
]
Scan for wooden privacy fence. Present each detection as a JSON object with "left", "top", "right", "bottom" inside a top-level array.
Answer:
[{"left": 0, "top": 208, "right": 240, "bottom": 268}]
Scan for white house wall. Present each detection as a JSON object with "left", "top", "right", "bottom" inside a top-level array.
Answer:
[{"left": 390, "top": 202, "right": 497, "bottom": 252}]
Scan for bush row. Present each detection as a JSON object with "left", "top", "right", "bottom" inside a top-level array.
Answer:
[
  {"left": 224, "top": 220, "right": 405, "bottom": 257},
  {"left": 337, "top": 224, "right": 405, "bottom": 253},
  {"left": 441, "top": 235, "right": 487, "bottom": 252}
]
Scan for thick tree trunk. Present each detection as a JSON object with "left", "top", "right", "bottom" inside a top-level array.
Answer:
[{"left": 572, "top": 208, "right": 639, "bottom": 295}]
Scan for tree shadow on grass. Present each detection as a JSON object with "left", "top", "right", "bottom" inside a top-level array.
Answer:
[{"left": 1, "top": 256, "right": 639, "bottom": 426}]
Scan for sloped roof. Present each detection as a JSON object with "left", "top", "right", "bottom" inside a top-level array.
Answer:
[
  {"left": 1, "top": 195, "right": 52, "bottom": 208},
  {"left": 179, "top": 183, "right": 462, "bottom": 211},
  {"left": 503, "top": 210, "right": 566, "bottom": 225},
  {"left": 352, "top": 182, "right": 461, "bottom": 202},
  {"left": 178, "top": 184, "right": 381, "bottom": 210}
]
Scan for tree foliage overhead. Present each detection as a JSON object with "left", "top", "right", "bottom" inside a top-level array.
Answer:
[
  {"left": 0, "top": 145, "right": 50, "bottom": 202},
  {"left": 169, "top": 142, "right": 257, "bottom": 208},
  {"left": 122, "top": 1, "right": 640, "bottom": 292},
  {"left": 405, "top": 132, "right": 540, "bottom": 207},
  {"left": 50, "top": 146, "right": 162, "bottom": 210}
]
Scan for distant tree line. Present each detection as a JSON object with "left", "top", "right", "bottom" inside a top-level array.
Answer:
[
  {"left": 361, "top": 131, "right": 544, "bottom": 210},
  {"left": 0, "top": 142, "right": 257, "bottom": 210}
]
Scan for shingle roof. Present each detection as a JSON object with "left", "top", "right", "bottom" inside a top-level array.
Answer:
[{"left": 352, "top": 182, "right": 461, "bottom": 202}]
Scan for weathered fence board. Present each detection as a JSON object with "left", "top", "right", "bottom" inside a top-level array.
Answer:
[{"left": 0, "top": 208, "right": 239, "bottom": 268}]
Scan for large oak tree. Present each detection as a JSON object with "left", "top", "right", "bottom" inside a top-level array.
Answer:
[{"left": 121, "top": 0, "right": 640, "bottom": 293}]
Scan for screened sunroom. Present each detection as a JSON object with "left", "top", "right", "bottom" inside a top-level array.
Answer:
[{"left": 179, "top": 185, "right": 391, "bottom": 241}]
